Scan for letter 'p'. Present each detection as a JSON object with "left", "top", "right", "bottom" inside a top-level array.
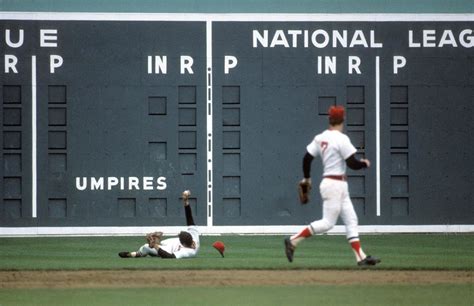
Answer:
[
  {"left": 224, "top": 56, "right": 238, "bottom": 74},
  {"left": 393, "top": 56, "right": 406, "bottom": 74}
]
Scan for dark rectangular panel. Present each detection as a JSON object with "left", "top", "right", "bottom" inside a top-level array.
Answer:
[
  {"left": 48, "top": 131, "right": 67, "bottom": 149},
  {"left": 3, "top": 85, "right": 21, "bottom": 104},
  {"left": 223, "top": 153, "right": 240, "bottom": 175},
  {"left": 347, "top": 176, "right": 365, "bottom": 195},
  {"left": 391, "top": 197, "right": 409, "bottom": 217},
  {"left": 391, "top": 131, "right": 408, "bottom": 149},
  {"left": 3, "top": 131, "right": 21, "bottom": 149},
  {"left": 48, "top": 107, "right": 67, "bottom": 126},
  {"left": 148, "top": 198, "right": 167, "bottom": 217},
  {"left": 222, "top": 86, "right": 240, "bottom": 104},
  {"left": 390, "top": 86, "right": 408, "bottom": 104},
  {"left": 347, "top": 86, "right": 365, "bottom": 104},
  {"left": 391, "top": 107, "right": 408, "bottom": 126},
  {"left": 223, "top": 176, "right": 241, "bottom": 197},
  {"left": 179, "top": 153, "right": 196, "bottom": 174},
  {"left": 346, "top": 108, "right": 364, "bottom": 126},
  {"left": 222, "top": 108, "right": 240, "bottom": 126},
  {"left": 178, "top": 86, "right": 196, "bottom": 104},
  {"left": 3, "top": 153, "right": 22, "bottom": 175},
  {"left": 148, "top": 96, "right": 167, "bottom": 115},
  {"left": 3, "top": 177, "right": 22, "bottom": 198},
  {"left": 347, "top": 130, "right": 365, "bottom": 149},
  {"left": 223, "top": 131, "right": 240, "bottom": 149},
  {"left": 318, "top": 96, "right": 336, "bottom": 115},
  {"left": 48, "top": 153, "right": 67, "bottom": 173},
  {"left": 179, "top": 108, "right": 196, "bottom": 126},
  {"left": 391, "top": 153, "right": 408, "bottom": 172},
  {"left": 179, "top": 131, "right": 196, "bottom": 149},
  {"left": 48, "top": 85, "right": 67, "bottom": 104},
  {"left": 3, "top": 107, "right": 22, "bottom": 126},
  {"left": 391, "top": 176, "right": 409, "bottom": 195},
  {"left": 149, "top": 142, "right": 167, "bottom": 161},
  {"left": 118, "top": 198, "right": 136, "bottom": 218}
]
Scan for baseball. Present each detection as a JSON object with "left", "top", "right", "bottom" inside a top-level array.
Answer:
[{"left": 183, "top": 190, "right": 191, "bottom": 197}]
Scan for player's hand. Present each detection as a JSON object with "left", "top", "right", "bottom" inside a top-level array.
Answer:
[
  {"left": 182, "top": 190, "right": 191, "bottom": 206},
  {"left": 361, "top": 159, "right": 371, "bottom": 168}
]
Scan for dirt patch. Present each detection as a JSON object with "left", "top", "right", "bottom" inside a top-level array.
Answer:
[{"left": 0, "top": 270, "right": 472, "bottom": 288}]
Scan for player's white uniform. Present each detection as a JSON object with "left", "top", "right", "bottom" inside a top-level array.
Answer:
[
  {"left": 306, "top": 129, "right": 359, "bottom": 239},
  {"left": 138, "top": 226, "right": 200, "bottom": 259}
]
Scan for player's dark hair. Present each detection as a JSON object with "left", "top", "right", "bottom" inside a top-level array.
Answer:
[{"left": 178, "top": 231, "right": 193, "bottom": 248}]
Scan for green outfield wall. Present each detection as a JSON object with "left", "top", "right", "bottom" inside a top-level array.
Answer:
[{"left": 0, "top": 2, "right": 473, "bottom": 234}]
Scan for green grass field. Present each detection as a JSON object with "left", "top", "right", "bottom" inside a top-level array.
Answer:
[
  {"left": 0, "top": 234, "right": 473, "bottom": 306},
  {"left": 0, "top": 234, "right": 472, "bottom": 270},
  {"left": 1, "top": 284, "right": 473, "bottom": 306}
]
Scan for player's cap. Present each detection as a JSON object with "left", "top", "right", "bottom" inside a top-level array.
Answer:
[
  {"left": 328, "top": 105, "right": 345, "bottom": 124},
  {"left": 212, "top": 241, "right": 225, "bottom": 257}
]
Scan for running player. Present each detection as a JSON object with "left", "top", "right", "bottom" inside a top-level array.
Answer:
[
  {"left": 118, "top": 190, "right": 199, "bottom": 259},
  {"left": 285, "top": 105, "right": 381, "bottom": 266}
]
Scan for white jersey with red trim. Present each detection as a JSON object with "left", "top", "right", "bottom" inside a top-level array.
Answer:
[{"left": 306, "top": 129, "right": 356, "bottom": 176}]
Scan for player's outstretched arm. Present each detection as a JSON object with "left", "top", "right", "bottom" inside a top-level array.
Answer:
[{"left": 182, "top": 190, "right": 195, "bottom": 226}]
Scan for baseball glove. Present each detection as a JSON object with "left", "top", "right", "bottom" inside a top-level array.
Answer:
[
  {"left": 298, "top": 179, "right": 312, "bottom": 204},
  {"left": 146, "top": 231, "right": 163, "bottom": 249}
]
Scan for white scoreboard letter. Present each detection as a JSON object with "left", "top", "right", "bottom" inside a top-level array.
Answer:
[
  {"left": 224, "top": 55, "right": 238, "bottom": 74},
  {"left": 393, "top": 56, "right": 407, "bottom": 74},
  {"left": 147, "top": 55, "right": 167, "bottom": 74},
  {"left": 50, "top": 55, "right": 63, "bottom": 73},
  {"left": 4, "top": 55, "right": 18, "bottom": 73},
  {"left": 6, "top": 29, "right": 24, "bottom": 48},
  {"left": 348, "top": 56, "right": 361, "bottom": 74},
  {"left": 180, "top": 55, "right": 194, "bottom": 74},
  {"left": 40, "top": 29, "right": 58, "bottom": 47}
]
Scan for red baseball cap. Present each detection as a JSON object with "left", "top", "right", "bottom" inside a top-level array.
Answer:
[
  {"left": 328, "top": 105, "right": 345, "bottom": 122},
  {"left": 212, "top": 241, "right": 225, "bottom": 257}
]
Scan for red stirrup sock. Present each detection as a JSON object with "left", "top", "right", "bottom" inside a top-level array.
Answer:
[
  {"left": 349, "top": 238, "right": 367, "bottom": 262},
  {"left": 290, "top": 227, "right": 313, "bottom": 247}
]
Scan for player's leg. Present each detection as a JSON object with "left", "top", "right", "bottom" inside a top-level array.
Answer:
[
  {"left": 285, "top": 180, "right": 342, "bottom": 262},
  {"left": 340, "top": 187, "right": 380, "bottom": 266},
  {"left": 138, "top": 244, "right": 158, "bottom": 257},
  {"left": 340, "top": 195, "right": 366, "bottom": 262},
  {"left": 118, "top": 243, "right": 158, "bottom": 258}
]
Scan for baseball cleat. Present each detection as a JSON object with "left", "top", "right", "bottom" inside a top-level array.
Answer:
[
  {"left": 118, "top": 251, "right": 131, "bottom": 258},
  {"left": 284, "top": 238, "right": 295, "bottom": 262},
  {"left": 357, "top": 255, "right": 381, "bottom": 267}
]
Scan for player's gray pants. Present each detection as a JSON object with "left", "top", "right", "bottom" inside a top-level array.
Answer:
[
  {"left": 309, "top": 178, "right": 359, "bottom": 239},
  {"left": 138, "top": 244, "right": 158, "bottom": 257}
]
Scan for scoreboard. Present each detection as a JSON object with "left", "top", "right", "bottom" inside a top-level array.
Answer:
[{"left": 1, "top": 13, "right": 472, "bottom": 233}]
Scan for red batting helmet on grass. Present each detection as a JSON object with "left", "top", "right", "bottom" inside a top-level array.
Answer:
[{"left": 213, "top": 241, "right": 225, "bottom": 257}]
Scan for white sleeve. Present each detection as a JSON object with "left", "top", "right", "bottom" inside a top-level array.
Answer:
[
  {"left": 187, "top": 226, "right": 200, "bottom": 245},
  {"left": 339, "top": 134, "right": 357, "bottom": 160},
  {"left": 174, "top": 247, "right": 197, "bottom": 259},
  {"left": 306, "top": 137, "right": 320, "bottom": 157}
]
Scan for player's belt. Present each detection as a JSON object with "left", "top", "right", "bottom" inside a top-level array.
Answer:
[{"left": 324, "top": 175, "right": 347, "bottom": 181}]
